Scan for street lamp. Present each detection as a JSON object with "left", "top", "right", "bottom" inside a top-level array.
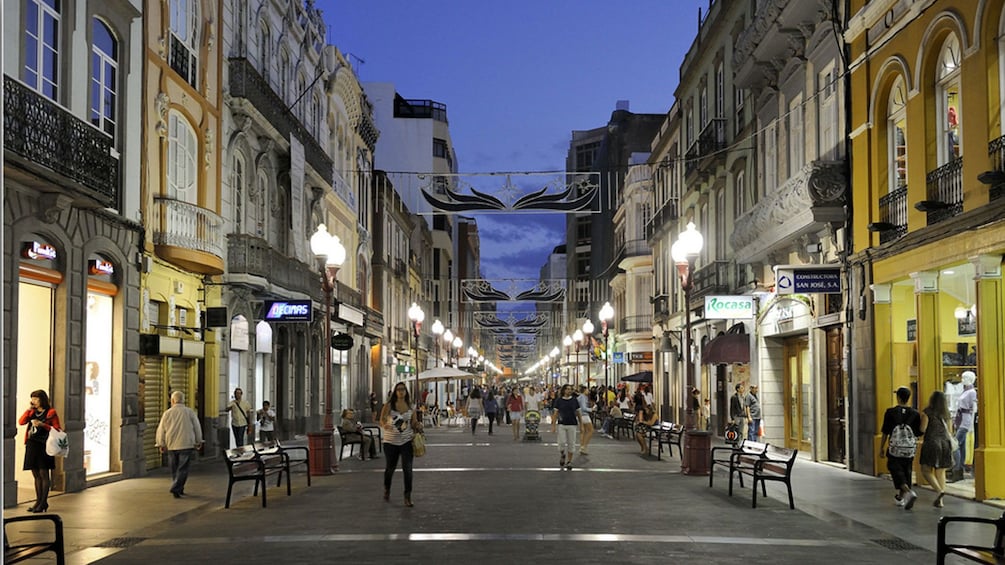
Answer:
[
  {"left": 549, "top": 346, "right": 560, "bottom": 382},
  {"left": 671, "top": 221, "right": 704, "bottom": 429},
  {"left": 573, "top": 329, "right": 584, "bottom": 388},
  {"left": 582, "top": 320, "right": 594, "bottom": 395},
  {"left": 408, "top": 302, "right": 425, "bottom": 402},
  {"left": 431, "top": 320, "right": 444, "bottom": 367},
  {"left": 309, "top": 224, "right": 346, "bottom": 475},
  {"left": 443, "top": 329, "right": 454, "bottom": 366},
  {"left": 563, "top": 335, "right": 573, "bottom": 385},
  {"left": 599, "top": 302, "right": 614, "bottom": 389},
  {"left": 452, "top": 336, "right": 463, "bottom": 367}
]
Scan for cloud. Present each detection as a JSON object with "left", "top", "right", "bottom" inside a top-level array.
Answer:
[{"left": 472, "top": 213, "right": 565, "bottom": 282}]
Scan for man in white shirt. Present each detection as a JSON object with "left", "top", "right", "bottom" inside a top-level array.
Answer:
[
  {"left": 257, "top": 400, "right": 276, "bottom": 442},
  {"left": 156, "top": 391, "right": 203, "bottom": 498}
]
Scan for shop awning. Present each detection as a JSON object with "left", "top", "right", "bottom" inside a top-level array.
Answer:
[
  {"left": 702, "top": 333, "right": 750, "bottom": 364},
  {"left": 621, "top": 370, "right": 653, "bottom": 383}
]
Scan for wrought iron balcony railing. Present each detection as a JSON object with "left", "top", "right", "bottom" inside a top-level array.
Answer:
[
  {"left": 152, "top": 197, "right": 225, "bottom": 259},
  {"left": 620, "top": 314, "right": 654, "bottom": 334},
  {"left": 689, "top": 260, "right": 732, "bottom": 306},
  {"left": 874, "top": 186, "right": 908, "bottom": 244},
  {"left": 336, "top": 281, "right": 362, "bottom": 309},
  {"left": 227, "top": 58, "right": 333, "bottom": 184},
  {"left": 920, "top": 157, "right": 963, "bottom": 226},
  {"left": 4, "top": 75, "right": 119, "bottom": 206},
  {"left": 227, "top": 233, "right": 319, "bottom": 300},
  {"left": 988, "top": 136, "right": 1005, "bottom": 202}
]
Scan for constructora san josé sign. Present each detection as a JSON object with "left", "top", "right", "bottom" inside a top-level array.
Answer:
[
  {"left": 775, "top": 266, "right": 842, "bottom": 295},
  {"left": 704, "top": 296, "right": 754, "bottom": 319}
]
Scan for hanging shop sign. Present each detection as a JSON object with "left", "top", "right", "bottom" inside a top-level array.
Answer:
[
  {"left": 628, "top": 351, "right": 653, "bottom": 362},
  {"left": 331, "top": 333, "right": 354, "bottom": 351},
  {"left": 704, "top": 296, "right": 754, "bottom": 319},
  {"left": 774, "top": 266, "right": 842, "bottom": 295},
  {"left": 337, "top": 303, "right": 365, "bottom": 326},
  {"left": 262, "top": 300, "right": 313, "bottom": 322},
  {"left": 22, "top": 241, "right": 57, "bottom": 261}
]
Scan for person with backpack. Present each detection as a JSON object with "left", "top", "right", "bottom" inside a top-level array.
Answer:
[{"left": 879, "top": 386, "right": 922, "bottom": 509}]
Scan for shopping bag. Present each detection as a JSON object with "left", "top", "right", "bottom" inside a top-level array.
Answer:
[
  {"left": 46, "top": 428, "right": 69, "bottom": 457},
  {"left": 412, "top": 432, "right": 427, "bottom": 457}
]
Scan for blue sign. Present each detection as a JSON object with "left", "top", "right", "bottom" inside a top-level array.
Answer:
[
  {"left": 612, "top": 352, "right": 625, "bottom": 364},
  {"left": 776, "top": 267, "right": 842, "bottom": 295},
  {"left": 262, "top": 300, "right": 313, "bottom": 322}
]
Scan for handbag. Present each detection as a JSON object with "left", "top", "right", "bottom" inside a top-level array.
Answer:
[
  {"left": 46, "top": 427, "right": 69, "bottom": 457},
  {"left": 946, "top": 419, "right": 960, "bottom": 451},
  {"left": 412, "top": 432, "right": 426, "bottom": 457}
]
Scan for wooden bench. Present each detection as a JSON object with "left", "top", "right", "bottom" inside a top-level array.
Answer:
[
  {"left": 4, "top": 514, "right": 64, "bottom": 565},
  {"left": 337, "top": 426, "right": 364, "bottom": 460},
  {"left": 253, "top": 439, "right": 311, "bottom": 488},
  {"left": 709, "top": 439, "right": 767, "bottom": 488},
  {"left": 730, "top": 444, "right": 798, "bottom": 509},
  {"left": 223, "top": 444, "right": 289, "bottom": 508},
  {"left": 653, "top": 422, "right": 684, "bottom": 460},
  {"left": 937, "top": 510, "right": 1005, "bottom": 564},
  {"left": 614, "top": 412, "right": 635, "bottom": 440}
]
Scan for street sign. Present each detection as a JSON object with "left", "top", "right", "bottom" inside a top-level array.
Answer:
[
  {"left": 331, "top": 333, "right": 354, "bottom": 350},
  {"left": 262, "top": 300, "right": 313, "bottom": 322},
  {"left": 613, "top": 352, "right": 625, "bottom": 364},
  {"left": 775, "top": 267, "right": 842, "bottom": 294},
  {"left": 704, "top": 295, "right": 754, "bottom": 319}
]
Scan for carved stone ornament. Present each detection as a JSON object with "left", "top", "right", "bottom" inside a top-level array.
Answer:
[
  {"left": 38, "top": 193, "right": 74, "bottom": 223},
  {"left": 204, "top": 128, "right": 214, "bottom": 167},
  {"left": 807, "top": 161, "right": 846, "bottom": 205},
  {"left": 157, "top": 35, "right": 167, "bottom": 59},
  {"left": 205, "top": 18, "right": 215, "bottom": 51},
  {"left": 232, "top": 113, "right": 252, "bottom": 135},
  {"left": 155, "top": 91, "right": 170, "bottom": 137}
]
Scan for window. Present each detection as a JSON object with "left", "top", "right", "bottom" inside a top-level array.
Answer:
[
  {"left": 167, "top": 111, "right": 198, "bottom": 204},
  {"left": 25, "top": 0, "right": 60, "bottom": 100},
  {"left": 297, "top": 73, "right": 307, "bottom": 121},
  {"left": 937, "top": 35, "right": 962, "bottom": 163},
  {"left": 279, "top": 50, "right": 290, "bottom": 100},
  {"left": 764, "top": 121, "right": 778, "bottom": 191},
  {"left": 699, "top": 85, "right": 708, "bottom": 127},
  {"left": 716, "top": 189, "right": 726, "bottom": 259},
  {"left": 789, "top": 96, "right": 804, "bottom": 175},
  {"left": 433, "top": 138, "right": 448, "bottom": 158},
  {"left": 168, "top": 0, "right": 199, "bottom": 87},
  {"left": 259, "top": 23, "right": 271, "bottom": 81},
  {"left": 734, "top": 171, "right": 747, "bottom": 217},
  {"left": 818, "top": 63, "right": 838, "bottom": 160},
  {"left": 311, "top": 92, "right": 321, "bottom": 138},
  {"left": 90, "top": 19, "right": 117, "bottom": 139},
  {"left": 686, "top": 100, "right": 694, "bottom": 146},
  {"left": 715, "top": 63, "right": 725, "bottom": 118},
  {"left": 233, "top": 153, "right": 246, "bottom": 232},
  {"left": 735, "top": 87, "right": 745, "bottom": 134},
  {"left": 256, "top": 171, "right": 268, "bottom": 236},
  {"left": 888, "top": 77, "right": 908, "bottom": 192}
]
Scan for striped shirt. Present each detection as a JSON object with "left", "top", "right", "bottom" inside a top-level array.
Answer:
[{"left": 384, "top": 408, "right": 415, "bottom": 446}]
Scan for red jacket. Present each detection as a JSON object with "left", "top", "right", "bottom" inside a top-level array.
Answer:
[{"left": 18, "top": 408, "right": 61, "bottom": 444}]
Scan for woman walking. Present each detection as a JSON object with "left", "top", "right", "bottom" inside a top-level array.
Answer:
[
  {"left": 577, "top": 385, "right": 595, "bottom": 455},
  {"left": 483, "top": 390, "right": 498, "bottom": 435},
  {"left": 18, "top": 390, "right": 60, "bottom": 512},
  {"left": 919, "top": 391, "right": 954, "bottom": 508},
  {"left": 380, "top": 382, "right": 422, "bottom": 507},
  {"left": 466, "top": 387, "right": 484, "bottom": 434},
  {"left": 507, "top": 388, "right": 524, "bottom": 440},
  {"left": 554, "top": 384, "right": 581, "bottom": 469}
]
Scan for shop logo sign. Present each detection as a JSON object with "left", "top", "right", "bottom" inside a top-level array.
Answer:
[
  {"left": 775, "top": 267, "right": 842, "bottom": 294},
  {"left": 704, "top": 296, "right": 754, "bottom": 319},
  {"left": 262, "top": 300, "right": 312, "bottom": 322}
]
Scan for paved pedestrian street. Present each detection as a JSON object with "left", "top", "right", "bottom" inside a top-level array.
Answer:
[{"left": 11, "top": 425, "right": 1002, "bottom": 564}]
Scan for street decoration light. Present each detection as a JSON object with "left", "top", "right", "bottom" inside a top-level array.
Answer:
[
  {"left": 599, "top": 302, "right": 614, "bottom": 389},
  {"left": 309, "top": 224, "right": 346, "bottom": 475},
  {"left": 407, "top": 302, "right": 425, "bottom": 401},
  {"left": 670, "top": 221, "right": 704, "bottom": 429},
  {"left": 549, "top": 346, "right": 560, "bottom": 381}
]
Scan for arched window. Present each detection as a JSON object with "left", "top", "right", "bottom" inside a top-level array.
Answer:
[
  {"left": 297, "top": 73, "right": 307, "bottom": 121},
  {"left": 699, "top": 85, "right": 708, "bottom": 127},
  {"left": 90, "top": 19, "right": 118, "bottom": 139},
  {"left": 789, "top": 95, "right": 804, "bottom": 175},
  {"left": 25, "top": 0, "right": 60, "bottom": 100},
  {"left": 715, "top": 63, "right": 724, "bottom": 117},
  {"left": 311, "top": 92, "right": 321, "bottom": 138},
  {"left": 167, "top": 111, "right": 198, "bottom": 204},
  {"left": 168, "top": 0, "right": 199, "bottom": 87},
  {"left": 259, "top": 23, "right": 271, "bottom": 81},
  {"left": 278, "top": 49, "right": 290, "bottom": 100},
  {"left": 256, "top": 170, "right": 268, "bottom": 236},
  {"left": 937, "top": 35, "right": 962, "bottom": 164},
  {"left": 734, "top": 170, "right": 747, "bottom": 217},
  {"left": 233, "top": 152, "right": 246, "bottom": 232},
  {"left": 888, "top": 77, "right": 908, "bottom": 192}
]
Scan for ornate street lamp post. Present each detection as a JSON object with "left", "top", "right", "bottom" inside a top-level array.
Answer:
[
  {"left": 309, "top": 224, "right": 346, "bottom": 475},
  {"left": 563, "top": 335, "right": 573, "bottom": 386},
  {"left": 671, "top": 221, "right": 704, "bottom": 429},
  {"left": 443, "top": 329, "right": 454, "bottom": 366},
  {"left": 408, "top": 302, "right": 425, "bottom": 403},
  {"left": 582, "top": 319, "right": 594, "bottom": 394},
  {"left": 549, "top": 346, "right": 560, "bottom": 382},
  {"left": 431, "top": 320, "right": 444, "bottom": 367},
  {"left": 573, "top": 329, "right": 584, "bottom": 388},
  {"left": 599, "top": 302, "right": 614, "bottom": 389}
]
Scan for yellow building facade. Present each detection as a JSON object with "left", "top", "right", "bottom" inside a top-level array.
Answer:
[{"left": 848, "top": 0, "right": 1005, "bottom": 499}]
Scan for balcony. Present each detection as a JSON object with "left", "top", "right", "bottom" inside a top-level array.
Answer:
[
  {"left": 869, "top": 186, "right": 908, "bottom": 244},
  {"left": 394, "top": 258, "right": 406, "bottom": 278},
  {"left": 987, "top": 136, "right": 1005, "bottom": 202},
  {"left": 393, "top": 327, "right": 411, "bottom": 350},
  {"left": 153, "top": 197, "right": 225, "bottom": 274},
  {"left": 616, "top": 239, "right": 652, "bottom": 270},
  {"left": 620, "top": 314, "right": 654, "bottom": 334},
  {"left": 227, "top": 233, "right": 319, "bottom": 299},
  {"left": 690, "top": 260, "right": 732, "bottom": 306},
  {"left": 364, "top": 306, "right": 383, "bottom": 339},
  {"left": 227, "top": 58, "right": 333, "bottom": 184},
  {"left": 337, "top": 281, "right": 362, "bottom": 310},
  {"left": 646, "top": 194, "right": 679, "bottom": 241},
  {"left": 3, "top": 75, "right": 119, "bottom": 207},
  {"left": 683, "top": 119, "right": 727, "bottom": 180},
  {"left": 918, "top": 157, "right": 963, "bottom": 226}
]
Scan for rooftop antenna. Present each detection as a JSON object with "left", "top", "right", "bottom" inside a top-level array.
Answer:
[{"left": 347, "top": 52, "right": 366, "bottom": 76}]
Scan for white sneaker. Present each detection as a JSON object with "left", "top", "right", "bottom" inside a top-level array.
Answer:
[{"left": 903, "top": 490, "right": 918, "bottom": 510}]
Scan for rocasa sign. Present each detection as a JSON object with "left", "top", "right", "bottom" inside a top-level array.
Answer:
[
  {"left": 262, "top": 300, "right": 312, "bottom": 322},
  {"left": 704, "top": 296, "right": 754, "bottom": 319}
]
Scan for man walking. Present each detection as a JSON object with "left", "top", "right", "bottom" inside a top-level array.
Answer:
[
  {"left": 879, "top": 386, "right": 922, "bottom": 509},
  {"left": 746, "top": 385, "right": 762, "bottom": 441},
  {"left": 156, "top": 391, "right": 203, "bottom": 498}
]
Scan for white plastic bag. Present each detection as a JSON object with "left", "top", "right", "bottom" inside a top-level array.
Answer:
[{"left": 46, "top": 428, "right": 69, "bottom": 457}]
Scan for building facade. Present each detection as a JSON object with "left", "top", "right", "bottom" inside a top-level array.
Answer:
[
  {"left": 847, "top": 0, "right": 1005, "bottom": 499},
  {"left": 4, "top": 0, "right": 146, "bottom": 506}
]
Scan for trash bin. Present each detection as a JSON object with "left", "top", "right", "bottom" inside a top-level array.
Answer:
[
  {"left": 307, "top": 431, "right": 335, "bottom": 476},
  {"left": 681, "top": 430, "right": 711, "bottom": 476}
]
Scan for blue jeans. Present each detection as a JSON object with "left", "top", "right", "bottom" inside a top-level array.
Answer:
[
  {"left": 748, "top": 418, "right": 761, "bottom": 441},
  {"left": 232, "top": 425, "right": 247, "bottom": 447},
  {"left": 168, "top": 448, "right": 195, "bottom": 494},
  {"left": 954, "top": 427, "right": 969, "bottom": 472}
]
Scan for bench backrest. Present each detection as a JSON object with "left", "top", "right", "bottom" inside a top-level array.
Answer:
[
  {"left": 224, "top": 445, "right": 260, "bottom": 468},
  {"left": 761, "top": 446, "right": 798, "bottom": 474},
  {"left": 740, "top": 440, "right": 768, "bottom": 455},
  {"left": 995, "top": 512, "right": 1005, "bottom": 553}
]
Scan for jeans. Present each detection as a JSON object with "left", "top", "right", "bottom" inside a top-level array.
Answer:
[
  {"left": 954, "top": 427, "right": 970, "bottom": 472},
  {"left": 383, "top": 441, "right": 414, "bottom": 496},
  {"left": 232, "top": 425, "right": 247, "bottom": 447},
  {"left": 168, "top": 448, "right": 195, "bottom": 495},
  {"left": 748, "top": 418, "right": 761, "bottom": 442},
  {"left": 486, "top": 413, "right": 496, "bottom": 434}
]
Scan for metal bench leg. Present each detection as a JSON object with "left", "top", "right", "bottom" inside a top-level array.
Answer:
[
  {"left": 752, "top": 478, "right": 759, "bottom": 508},
  {"left": 261, "top": 477, "right": 267, "bottom": 508},
  {"left": 786, "top": 483, "right": 795, "bottom": 509},
  {"left": 225, "top": 482, "right": 234, "bottom": 508}
]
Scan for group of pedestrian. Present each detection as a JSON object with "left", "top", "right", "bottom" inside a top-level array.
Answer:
[{"left": 728, "top": 382, "right": 761, "bottom": 441}]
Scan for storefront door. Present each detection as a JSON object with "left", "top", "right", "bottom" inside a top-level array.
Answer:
[
  {"left": 784, "top": 337, "right": 812, "bottom": 452},
  {"left": 825, "top": 328, "right": 846, "bottom": 463},
  {"left": 16, "top": 281, "right": 55, "bottom": 504}
]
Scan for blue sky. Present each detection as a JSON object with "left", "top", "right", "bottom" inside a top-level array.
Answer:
[{"left": 324, "top": 0, "right": 710, "bottom": 281}]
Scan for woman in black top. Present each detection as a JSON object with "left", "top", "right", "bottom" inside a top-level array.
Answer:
[{"left": 553, "top": 384, "right": 581, "bottom": 470}]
